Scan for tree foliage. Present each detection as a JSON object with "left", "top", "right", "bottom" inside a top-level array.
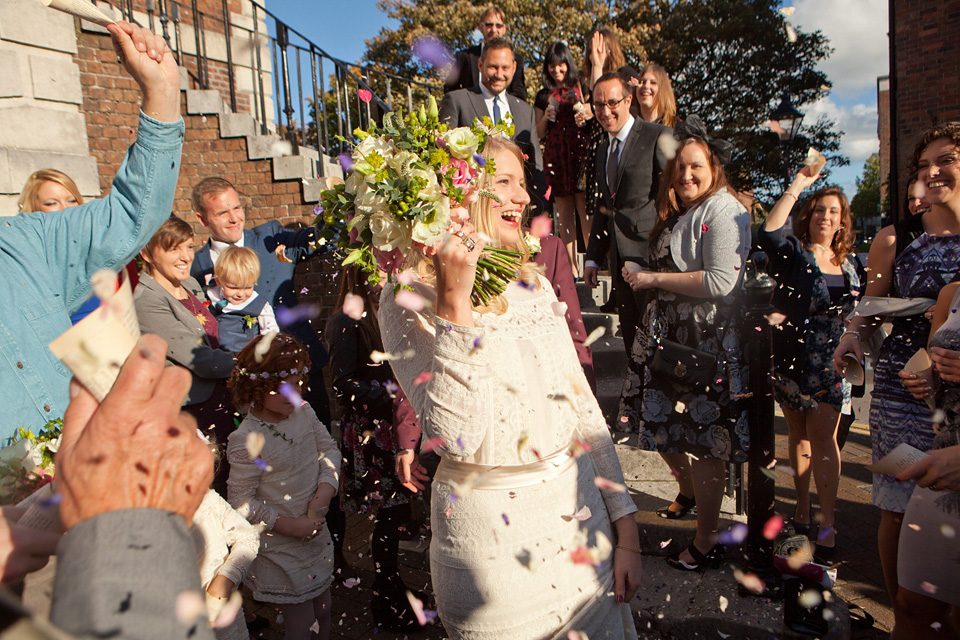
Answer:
[
  {"left": 352, "top": 0, "right": 849, "bottom": 201},
  {"left": 851, "top": 153, "right": 882, "bottom": 220}
]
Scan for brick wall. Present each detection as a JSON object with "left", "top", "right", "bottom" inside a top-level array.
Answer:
[
  {"left": 877, "top": 76, "right": 890, "bottom": 216},
  {"left": 891, "top": 0, "right": 960, "bottom": 220},
  {"left": 76, "top": 25, "right": 344, "bottom": 407}
]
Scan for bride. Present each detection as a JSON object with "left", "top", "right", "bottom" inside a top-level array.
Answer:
[{"left": 380, "top": 135, "right": 642, "bottom": 639}]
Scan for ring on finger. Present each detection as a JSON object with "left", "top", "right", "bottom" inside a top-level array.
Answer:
[
  {"left": 463, "top": 237, "right": 477, "bottom": 251},
  {"left": 452, "top": 230, "right": 467, "bottom": 241}
]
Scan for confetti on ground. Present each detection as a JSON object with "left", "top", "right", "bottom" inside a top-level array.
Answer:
[
  {"left": 763, "top": 514, "right": 784, "bottom": 540},
  {"left": 343, "top": 293, "right": 364, "bottom": 320},
  {"left": 659, "top": 538, "right": 672, "bottom": 549},
  {"left": 584, "top": 326, "right": 606, "bottom": 348},
  {"left": 343, "top": 577, "right": 361, "bottom": 588},
  {"left": 734, "top": 569, "right": 766, "bottom": 594},
  {"left": 246, "top": 431, "right": 265, "bottom": 459},
  {"left": 718, "top": 595, "right": 728, "bottom": 612}
]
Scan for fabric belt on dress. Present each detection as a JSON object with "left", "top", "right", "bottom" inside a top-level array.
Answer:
[{"left": 434, "top": 445, "right": 577, "bottom": 490}]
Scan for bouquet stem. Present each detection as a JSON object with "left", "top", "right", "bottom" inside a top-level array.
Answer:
[{"left": 472, "top": 247, "right": 522, "bottom": 306}]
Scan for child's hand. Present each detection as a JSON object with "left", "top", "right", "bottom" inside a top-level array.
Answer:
[
  {"left": 273, "top": 515, "right": 324, "bottom": 540},
  {"left": 206, "top": 575, "right": 236, "bottom": 600}
]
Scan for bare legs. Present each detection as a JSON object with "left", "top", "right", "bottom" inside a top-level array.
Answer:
[
  {"left": 554, "top": 192, "right": 588, "bottom": 276},
  {"left": 896, "top": 588, "right": 960, "bottom": 639},
  {"left": 278, "top": 589, "right": 331, "bottom": 640},
  {"left": 660, "top": 452, "right": 695, "bottom": 515},
  {"left": 783, "top": 404, "right": 841, "bottom": 547},
  {"left": 879, "top": 509, "right": 908, "bottom": 639}
]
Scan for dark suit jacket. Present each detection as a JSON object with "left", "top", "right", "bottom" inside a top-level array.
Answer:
[
  {"left": 532, "top": 234, "right": 596, "bottom": 391},
  {"left": 585, "top": 119, "right": 671, "bottom": 268},
  {"left": 444, "top": 44, "right": 527, "bottom": 101},
  {"left": 191, "top": 220, "right": 329, "bottom": 370},
  {"left": 438, "top": 86, "right": 547, "bottom": 214}
]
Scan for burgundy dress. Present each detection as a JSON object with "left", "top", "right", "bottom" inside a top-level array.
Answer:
[{"left": 535, "top": 86, "right": 588, "bottom": 198}]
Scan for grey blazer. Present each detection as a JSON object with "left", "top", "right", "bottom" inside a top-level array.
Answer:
[
  {"left": 133, "top": 273, "right": 235, "bottom": 405},
  {"left": 438, "top": 86, "right": 547, "bottom": 212}
]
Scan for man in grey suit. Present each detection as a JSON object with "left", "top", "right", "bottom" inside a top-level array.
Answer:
[
  {"left": 438, "top": 37, "right": 547, "bottom": 214},
  {"left": 583, "top": 71, "right": 670, "bottom": 357}
]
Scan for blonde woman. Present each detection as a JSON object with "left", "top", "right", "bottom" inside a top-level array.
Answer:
[
  {"left": 380, "top": 136, "right": 642, "bottom": 639},
  {"left": 17, "top": 169, "right": 83, "bottom": 213}
]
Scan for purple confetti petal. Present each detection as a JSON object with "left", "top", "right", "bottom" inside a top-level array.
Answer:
[
  {"left": 313, "top": 204, "right": 324, "bottom": 216},
  {"left": 275, "top": 304, "right": 320, "bottom": 327},
  {"left": 278, "top": 381, "right": 303, "bottom": 408},
  {"left": 473, "top": 152, "right": 486, "bottom": 167},
  {"left": 411, "top": 36, "right": 454, "bottom": 70},
  {"left": 40, "top": 492, "right": 64, "bottom": 508},
  {"left": 254, "top": 457, "right": 269, "bottom": 471},
  {"left": 338, "top": 153, "right": 354, "bottom": 173}
]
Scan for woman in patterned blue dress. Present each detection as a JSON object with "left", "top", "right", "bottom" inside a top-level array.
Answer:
[
  {"left": 759, "top": 171, "right": 863, "bottom": 558},
  {"left": 834, "top": 122, "right": 960, "bottom": 637}
]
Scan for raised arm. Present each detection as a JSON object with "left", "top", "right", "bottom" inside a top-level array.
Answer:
[{"left": 764, "top": 167, "right": 820, "bottom": 233}]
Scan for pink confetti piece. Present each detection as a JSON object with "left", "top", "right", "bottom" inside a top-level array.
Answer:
[
  {"left": 763, "top": 514, "right": 784, "bottom": 540},
  {"left": 544, "top": 185, "right": 553, "bottom": 201},
  {"left": 921, "top": 581, "right": 938, "bottom": 595},
  {"left": 570, "top": 545, "right": 598, "bottom": 566},
  {"left": 593, "top": 476, "right": 627, "bottom": 493},
  {"left": 413, "top": 372, "right": 434, "bottom": 386},
  {"left": 278, "top": 381, "right": 303, "bottom": 408},
  {"left": 343, "top": 293, "right": 364, "bottom": 320},
  {"left": 397, "top": 270, "right": 414, "bottom": 285},
  {"left": 395, "top": 289, "right": 426, "bottom": 312},
  {"left": 174, "top": 591, "right": 205, "bottom": 624},
  {"left": 406, "top": 591, "right": 428, "bottom": 625},
  {"left": 300, "top": 286, "right": 310, "bottom": 295},
  {"left": 422, "top": 437, "right": 445, "bottom": 453},
  {"left": 659, "top": 538, "right": 673, "bottom": 549},
  {"left": 358, "top": 88, "right": 372, "bottom": 103},
  {"left": 530, "top": 214, "right": 552, "bottom": 238},
  {"left": 701, "top": 223, "right": 709, "bottom": 233},
  {"left": 561, "top": 505, "right": 592, "bottom": 522},
  {"left": 551, "top": 301, "right": 568, "bottom": 317}
]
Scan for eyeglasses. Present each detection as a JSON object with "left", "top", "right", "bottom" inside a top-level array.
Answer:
[
  {"left": 482, "top": 22, "right": 505, "bottom": 28},
  {"left": 592, "top": 97, "right": 627, "bottom": 112}
]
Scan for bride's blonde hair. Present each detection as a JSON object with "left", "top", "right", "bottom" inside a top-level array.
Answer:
[{"left": 412, "top": 135, "right": 541, "bottom": 314}]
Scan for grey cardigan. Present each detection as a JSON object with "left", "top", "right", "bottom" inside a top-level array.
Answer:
[
  {"left": 133, "top": 273, "right": 235, "bottom": 405},
  {"left": 668, "top": 188, "right": 751, "bottom": 297}
]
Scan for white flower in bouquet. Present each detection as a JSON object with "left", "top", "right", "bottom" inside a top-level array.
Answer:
[
  {"left": 411, "top": 197, "right": 452, "bottom": 245},
  {"left": 0, "top": 439, "right": 41, "bottom": 474},
  {"left": 369, "top": 211, "right": 413, "bottom": 252},
  {"left": 442, "top": 127, "right": 481, "bottom": 161},
  {"left": 354, "top": 180, "right": 389, "bottom": 217},
  {"left": 386, "top": 149, "right": 419, "bottom": 174},
  {"left": 353, "top": 136, "right": 397, "bottom": 172},
  {"left": 412, "top": 168, "right": 443, "bottom": 202}
]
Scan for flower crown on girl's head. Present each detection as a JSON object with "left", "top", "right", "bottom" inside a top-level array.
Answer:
[{"left": 236, "top": 365, "right": 310, "bottom": 381}]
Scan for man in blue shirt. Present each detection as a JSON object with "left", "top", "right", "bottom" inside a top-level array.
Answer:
[
  {"left": 0, "top": 19, "right": 184, "bottom": 442},
  {"left": 190, "top": 177, "right": 331, "bottom": 424}
]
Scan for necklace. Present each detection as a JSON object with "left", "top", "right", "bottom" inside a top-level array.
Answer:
[
  {"left": 251, "top": 415, "right": 293, "bottom": 444},
  {"left": 811, "top": 243, "right": 833, "bottom": 253}
]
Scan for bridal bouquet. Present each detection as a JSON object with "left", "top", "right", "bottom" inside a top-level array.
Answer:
[
  {"left": 315, "top": 96, "right": 524, "bottom": 306},
  {"left": 0, "top": 420, "right": 62, "bottom": 504}
]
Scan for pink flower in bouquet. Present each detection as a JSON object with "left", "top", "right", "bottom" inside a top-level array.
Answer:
[
  {"left": 374, "top": 247, "right": 404, "bottom": 275},
  {"left": 444, "top": 157, "right": 477, "bottom": 189}
]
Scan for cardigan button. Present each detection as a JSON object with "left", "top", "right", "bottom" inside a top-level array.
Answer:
[
  {"left": 16, "top": 362, "right": 23, "bottom": 369},
  {"left": 43, "top": 405, "right": 50, "bottom": 412}
]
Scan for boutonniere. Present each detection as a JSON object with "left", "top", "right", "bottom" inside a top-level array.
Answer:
[{"left": 243, "top": 315, "right": 258, "bottom": 329}]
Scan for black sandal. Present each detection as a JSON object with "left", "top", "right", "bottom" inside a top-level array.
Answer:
[
  {"left": 657, "top": 492, "right": 696, "bottom": 520},
  {"left": 666, "top": 543, "right": 723, "bottom": 571}
]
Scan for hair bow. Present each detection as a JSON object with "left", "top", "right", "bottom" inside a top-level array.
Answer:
[{"left": 674, "top": 115, "right": 735, "bottom": 166}]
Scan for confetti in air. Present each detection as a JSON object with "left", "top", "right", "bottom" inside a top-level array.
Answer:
[
  {"left": 174, "top": 591, "right": 206, "bottom": 624},
  {"left": 551, "top": 301, "right": 568, "bottom": 317},
  {"left": 763, "top": 514, "right": 784, "bottom": 540},
  {"left": 395, "top": 289, "right": 427, "bottom": 312},
  {"left": 530, "top": 214, "right": 553, "bottom": 238},
  {"left": 593, "top": 476, "right": 627, "bottom": 493},
  {"left": 342, "top": 293, "right": 364, "bottom": 320},
  {"left": 253, "top": 331, "right": 278, "bottom": 362},
  {"left": 357, "top": 88, "right": 372, "bottom": 104},
  {"left": 275, "top": 304, "right": 320, "bottom": 327},
  {"left": 422, "top": 436, "right": 445, "bottom": 453},
  {"left": 583, "top": 326, "right": 606, "bottom": 348},
  {"left": 278, "top": 381, "right": 303, "bottom": 408},
  {"left": 561, "top": 505, "right": 592, "bottom": 522},
  {"left": 413, "top": 371, "right": 434, "bottom": 386},
  {"left": 411, "top": 36, "right": 454, "bottom": 70},
  {"left": 718, "top": 595, "right": 728, "bottom": 612},
  {"left": 245, "top": 431, "right": 265, "bottom": 459}
]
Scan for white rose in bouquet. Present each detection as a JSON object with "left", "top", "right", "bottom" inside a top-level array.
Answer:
[
  {"left": 411, "top": 197, "right": 452, "bottom": 245},
  {"left": 412, "top": 168, "right": 443, "bottom": 202},
  {"left": 442, "top": 127, "right": 481, "bottom": 160},
  {"left": 369, "top": 211, "right": 412, "bottom": 252},
  {"left": 354, "top": 180, "right": 389, "bottom": 217},
  {"left": 386, "top": 149, "right": 418, "bottom": 174},
  {"left": 353, "top": 135, "right": 396, "bottom": 166}
]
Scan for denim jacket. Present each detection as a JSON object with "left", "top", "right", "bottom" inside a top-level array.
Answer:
[{"left": 0, "top": 112, "right": 184, "bottom": 440}]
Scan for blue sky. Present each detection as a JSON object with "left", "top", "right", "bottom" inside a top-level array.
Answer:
[{"left": 272, "top": 0, "right": 886, "bottom": 200}]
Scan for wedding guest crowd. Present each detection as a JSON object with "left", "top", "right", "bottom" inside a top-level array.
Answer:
[{"left": 4, "top": 4, "right": 960, "bottom": 640}]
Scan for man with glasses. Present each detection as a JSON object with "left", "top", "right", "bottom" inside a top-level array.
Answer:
[
  {"left": 439, "top": 37, "right": 546, "bottom": 214},
  {"left": 583, "top": 71, "right": 671, "bottom": 357},
  {"left": 444, "top": 5, "right": 527, "bottom": 101}
]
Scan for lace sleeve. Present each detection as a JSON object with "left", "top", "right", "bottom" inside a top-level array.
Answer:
[
  {"left": 379, "top": 282, "right": 492, "bottom": 458},
  {"left": 212, "top": 493, "right": 260, "bottom": 587}
]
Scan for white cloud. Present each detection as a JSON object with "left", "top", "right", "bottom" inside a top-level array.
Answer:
[
  {"left": 789, "top": 0, "right": 888, "bottom": 101},
  {"left": 802, "top": 97, "right": 879, "bottom": 194}
]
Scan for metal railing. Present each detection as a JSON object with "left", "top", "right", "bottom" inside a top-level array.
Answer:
[{"left": 111, "top": 0, "right": 442, "bottom": 175}]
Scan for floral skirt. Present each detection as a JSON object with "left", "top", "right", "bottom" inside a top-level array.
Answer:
[{"left": 339, "top": 412, "right": 409, "bottom": 514}]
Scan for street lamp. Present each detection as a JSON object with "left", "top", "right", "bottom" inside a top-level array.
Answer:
[{"left": 770, "top": 95, "right": 805, "bottom": 142}]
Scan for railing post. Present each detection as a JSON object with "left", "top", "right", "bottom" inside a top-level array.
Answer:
[
  {"left": 190, "top": 0, "right": 205, "bottom": 88},
  {"left": 251, "top": 3, "right": 267, "bottom": 134},
  {"left": 296, "top": 49, "right": 305, "bottom": 145},
  {"left": 385, "top": 76, "right": 392, "bottom": 111},
  {"left": 220, "top": 0, "right": 237, "bottom": 112},
  {"left": 146, "top": 0, "right": 156, "bottom": 32},
  {"left": 317, "top": 54, "right": 329, "bottom": 152},
  {"left": 741, "top": 251, "right": 781, "bottom": 597},
  {"left": 158, "top": 0, "right": 173, "bottom": 59},
  {"left": 172, "top": 3, "right": 183, "bottom": 67},
  {"left": 275, "top": 23, "right": 299, "bottom": 154}
]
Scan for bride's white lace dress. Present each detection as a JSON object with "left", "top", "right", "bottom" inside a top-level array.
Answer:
[{"left": 380, "top": 274, "right": 638, "bottom": 639}]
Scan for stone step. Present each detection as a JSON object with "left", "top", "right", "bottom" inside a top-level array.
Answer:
[
  {"left": 184, "top": 88, "right": 223, "bottom": 115},
  {"left": 576, "top": 275, "right": 611, "bottom": 310},
  {"left": 590, "top": 335, "right": 627, "bottom": 377},
  {"left": 582, "top": 310, "right": 619, "bottom": 336}
]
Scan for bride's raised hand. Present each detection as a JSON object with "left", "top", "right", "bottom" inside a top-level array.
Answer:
[{"left": 434, "top": 222, "right": 485, "bottom": 326}]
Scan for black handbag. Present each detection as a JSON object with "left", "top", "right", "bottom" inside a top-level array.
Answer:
[{"left": 650, "top": 340, "right": 717, "bottom": 391}]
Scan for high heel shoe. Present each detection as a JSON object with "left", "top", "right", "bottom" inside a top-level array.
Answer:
[
  {"left": 666, "top": 543, "right": 724, "bottom": 571},
  {"left": 657, "top": 492, "right": 696, "bottom": 520}
]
